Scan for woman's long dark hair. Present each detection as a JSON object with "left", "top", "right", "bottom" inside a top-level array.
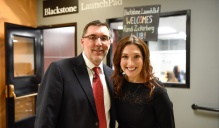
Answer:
[{"left": 111, "top": 35, "right": 158, "bottom": 97}]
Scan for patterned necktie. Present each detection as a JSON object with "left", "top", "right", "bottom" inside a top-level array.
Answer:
[{"left": 93, "top": 67, "right": 107, "bottom": 128}]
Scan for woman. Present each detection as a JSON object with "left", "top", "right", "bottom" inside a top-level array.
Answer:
[{"left": 112, "top": 35, "right": 175, "bottom": 128}]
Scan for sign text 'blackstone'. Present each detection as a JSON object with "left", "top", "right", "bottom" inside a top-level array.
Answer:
[
  {"left": 44, "top": 6, "right": 77, "bottom": 16},
  {"left": 43, "top": 0, "right": 78, "bottom": 17}
]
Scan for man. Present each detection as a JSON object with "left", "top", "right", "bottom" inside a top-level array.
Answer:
[{"left": 35, "top": 20, "right": 115, "bottom": 128}]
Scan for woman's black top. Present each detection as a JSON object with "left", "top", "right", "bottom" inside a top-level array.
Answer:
[{"left": 115, "top": 79, "right": 175, "bottom": 128}]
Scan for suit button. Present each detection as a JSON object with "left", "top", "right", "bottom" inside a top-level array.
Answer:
[{"left": 95, "top": 122, "right": 99, "bottom": 127}]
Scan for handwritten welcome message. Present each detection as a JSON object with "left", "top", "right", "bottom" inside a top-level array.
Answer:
[{"left": 123, "top": 5, "right": 161, "bottom": 41}]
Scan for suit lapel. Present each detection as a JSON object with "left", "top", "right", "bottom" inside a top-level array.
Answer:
[
  {"left": 72, "top": 54, "right": 114, "bottom": 117},
  {"left": 103, "top": 65, "right": 114, "bottom": 97},
  {"left": 72, "top": 54, "right": 97, "bottom": 114}
]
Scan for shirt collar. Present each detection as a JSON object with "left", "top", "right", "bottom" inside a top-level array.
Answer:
[{"left": 82, "top": 52, "right": 104, "bottom": 74}]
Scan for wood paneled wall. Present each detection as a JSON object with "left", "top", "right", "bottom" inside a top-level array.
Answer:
[{"left": 0, "top": 0, "right": 37, "bottom": 127}]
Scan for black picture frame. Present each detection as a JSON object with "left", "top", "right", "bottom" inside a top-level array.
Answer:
[{"left": 106, "top": 10, "right": 191, "bottom": 88}]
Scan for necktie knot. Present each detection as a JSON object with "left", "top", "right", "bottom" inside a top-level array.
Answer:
[{"left": 93, "top": 67, "right": 100, "bottom": 75}]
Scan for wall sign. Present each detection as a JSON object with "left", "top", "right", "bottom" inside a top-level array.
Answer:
[
  {"left": 43, "top": 0, "right": 78, "bottom": 17},
  {"left": 123, "top": 5, "right": 161, "bottom": 41}
]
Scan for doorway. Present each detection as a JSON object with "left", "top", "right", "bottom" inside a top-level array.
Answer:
[{"left": 5, "top": 22, "right": 77, "bottom": 128}]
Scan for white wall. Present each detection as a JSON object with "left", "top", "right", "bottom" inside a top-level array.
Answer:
[{"left": 37, "top": 0, "right": 219, "bottom": 128}]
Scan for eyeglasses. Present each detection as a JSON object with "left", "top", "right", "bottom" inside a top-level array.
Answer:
[{"left": 83, "top": 35, "right": 110, "bottom": 42}]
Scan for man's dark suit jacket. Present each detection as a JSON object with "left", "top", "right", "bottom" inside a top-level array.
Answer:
[{"left": 35, "top": 54, "right": 115, "bottom": 128}]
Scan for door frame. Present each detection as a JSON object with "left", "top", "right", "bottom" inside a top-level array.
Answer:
[{"left": 5, "top": 22, "right": 77, "bottom": 128}]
